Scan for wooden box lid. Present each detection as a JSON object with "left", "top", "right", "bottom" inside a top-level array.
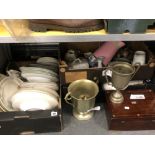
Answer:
[{"left": 105, "top": 89, "right": 155, "bottom": 118}]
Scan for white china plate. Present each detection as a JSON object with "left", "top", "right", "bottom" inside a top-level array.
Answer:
[
  {"left": 19, "top": 87, "right": 59, "bottom": 99},
  {"left": 0, "top": 74, "right": 6, "bottom": 81},
  {"left": 20, "top": 67, "right": 58, "bottom": 77},
  {"left": 21, "top": 70, "right": 57, "bottom": 77},
  {"left": 37, "top": 57, "right": 58, "bottom": 65},
  {"left": 0, "top": 77, "right": 20, "bottom": 111},
  {"left": 21, "top": 73, "right": 59, "bottom": 83},
  {"left": 11, "top": 89, "right": 59, "bottom": 111},
  {"left": 29, "top": 64, "right": 58, "bottom": 73},
  {"left": 21, "top": 82, "right": 59, "bottom": 91}
]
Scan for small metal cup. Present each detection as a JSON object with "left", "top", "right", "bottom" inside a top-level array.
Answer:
[{"left": 65, "top": 79, "right": 99, "bottom": 120}]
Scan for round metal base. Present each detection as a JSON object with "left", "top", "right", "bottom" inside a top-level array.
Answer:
[
  {"left": 73, "top": 110, "right": 94, "bottom": 120},
  {"left": 110, "top": 91, "right": 124, "bottom": 104}
]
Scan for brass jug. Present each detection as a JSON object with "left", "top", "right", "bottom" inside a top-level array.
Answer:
[{"left": 65, "top": 79, "right": 99, "bottom": 120}]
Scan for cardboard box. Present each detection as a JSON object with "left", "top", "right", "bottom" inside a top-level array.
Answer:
[{"left": 60, "top": 42, "right": 155, "bottom": 85}]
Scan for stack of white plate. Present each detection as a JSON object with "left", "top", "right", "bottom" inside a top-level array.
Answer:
[
  {"left": 0, "top": 57, "right": 60, "bottom": 112},
  {"left": 0, "top": 76, "right": 25, "bottom": 111},
  {"left": 0, "top": 75, "right": 59, "bottom": 112}
]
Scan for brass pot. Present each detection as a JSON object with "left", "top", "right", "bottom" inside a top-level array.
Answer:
[{"left": 65, "top": 79, "right": 99, "bottom": 120}]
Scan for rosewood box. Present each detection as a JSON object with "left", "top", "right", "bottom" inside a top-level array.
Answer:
[{"left": 105, "top": 89, "right": 155, "bottom": 130}]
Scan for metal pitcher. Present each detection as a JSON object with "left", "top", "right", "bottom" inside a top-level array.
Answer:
[{"left": 65, "top": 79, "right": 99, "bottom": 120}]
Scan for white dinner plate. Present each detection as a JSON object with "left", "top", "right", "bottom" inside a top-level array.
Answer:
[
  {"left": 11, "top": 89, "right": 59, "bottom": 111},
  {"left": 21, "top": 73, "right": 59, "bottom": 83},
  {"left": 0, "top": 77, "right": 20, "bottom": 111},
  {"left": 21, "top": 82, "right": 59, "bottom": 91},
  {"left": 0, "top": 74, "right": 6, "bottom": 81},
  {"left": 21, "top": 70, "right": 57, "bottom": 77},
  {"left": 19, "top": 87, "right": 59, "bottom": 99},
  {"left": 29, "top": 63, "right": 58, "bottom": 73},
  {"left": 20, "top": 67, "right": 58, "bottom": 77},
  {"left": 37, "top": 57, "right": 59, "bottom": 66}
]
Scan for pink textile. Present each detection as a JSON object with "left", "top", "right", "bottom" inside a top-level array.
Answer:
[{"left": 93, "top": 41, "right": 125, "bottom": 65}]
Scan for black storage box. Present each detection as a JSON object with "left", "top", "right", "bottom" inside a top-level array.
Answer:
[
  {"left": 0, "top": 43, "right": 62, "bottom": 134},
  {"left": 0, "top": 109, "right": 62, "bottom": 134}
]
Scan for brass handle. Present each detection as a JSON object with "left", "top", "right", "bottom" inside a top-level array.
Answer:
[
  {"left": 87, "top": 106, "right": 101, "bottom": 113},
  {"left": 64, "top": 92, "right": 74, "bottom": 107},
  {"left": 130, "top": 63, "right": 141, "bottom": 81},
  {"left": 120, "top": 63, "right": 141, "bottom": 90}
]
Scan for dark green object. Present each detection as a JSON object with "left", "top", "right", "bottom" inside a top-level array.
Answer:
[{"left": 106, "top": 19, "right": 155, "bottom": 34}]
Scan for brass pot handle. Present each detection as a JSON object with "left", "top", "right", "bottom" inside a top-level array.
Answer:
[
  {"left": 87, "top": 106, "right": 101, "bottom": 113},
  {"left": 64, "top": 92, "right": 73, "bottom": 106},
  {"left": 130, "top": 63, "right": 141, "bottom": 81}
]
